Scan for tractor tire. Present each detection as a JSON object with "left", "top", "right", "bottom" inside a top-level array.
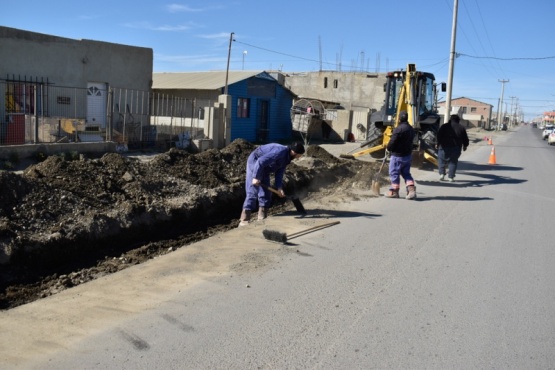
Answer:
[
  {"left": 364, "top": 123, "right": 386, "bottom": 159},
  {"left": 366, "top": 122, "right": 384, "bottom": 144}
]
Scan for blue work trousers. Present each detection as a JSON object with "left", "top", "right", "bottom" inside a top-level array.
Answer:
[
  {"left": 242, "top": 153, "right": 272, "bottom": 210},
  {"left": 388, "top": 154, "right": 414, "bottom": 190}
]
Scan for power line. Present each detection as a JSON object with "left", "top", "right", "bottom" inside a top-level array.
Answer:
[
  {"left": 234, "top": 41, "right": 316, "bottom": 63},
  {"left": 233, "top": 39, "right": 397, "bottom": 72},
  {"left": 470, "top": 0, "right": 506, "bottom": 77},
  {"left": 459, "top": 0, "right": 499, "bottom": 78},
  {"left": 458, "top": 53, "right": 555, "bottom": 61},
  {"left": 233, "top": 40, "right": 337, "bottom": 70}
]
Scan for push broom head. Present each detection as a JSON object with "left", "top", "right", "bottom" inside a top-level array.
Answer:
[
  {"left": 262, "top": 229, "right": 288, "bottom": 243},
  {"left": 262, "top": 221, "right": 340, "bottom": 244}
]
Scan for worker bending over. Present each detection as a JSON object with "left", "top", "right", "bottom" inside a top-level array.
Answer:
[{"left": 239, "top": 142, "right": 305, "bottom": 226}]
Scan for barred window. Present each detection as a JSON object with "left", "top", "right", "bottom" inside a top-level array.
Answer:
[{"left": 5, "top": 83, "right": 36, "bottom": 114}]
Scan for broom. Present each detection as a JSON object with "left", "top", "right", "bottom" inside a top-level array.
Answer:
[
  {"left": 262, "top": 221, "right": 340, "bottom": 243},
  {"left": 371, "top": 153, "right": 388, "bottom": 196}
]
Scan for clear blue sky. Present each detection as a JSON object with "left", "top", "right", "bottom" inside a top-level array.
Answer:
[{"left": 3, "top": 0, "right": 555, "bottom": 121}]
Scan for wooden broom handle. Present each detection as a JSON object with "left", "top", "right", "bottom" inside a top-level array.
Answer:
[{"left": 288, "top": 221, "right": 340, "bottom": 240}]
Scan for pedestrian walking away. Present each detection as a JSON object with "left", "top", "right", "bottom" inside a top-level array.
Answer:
[
  {"left": 384, "top": 110, "right": 417, "bottom": 200},
  {"left": 239, "top": 142, "right": 305, "bottom": 226},
  {"left": 436, "top": 114, "right": 469, "bottom": 182}
]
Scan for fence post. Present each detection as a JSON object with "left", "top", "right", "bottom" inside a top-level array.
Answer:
[
  {"left": 34, "top": 84, "right": 38, "bottom": 144},
  {"left": 106, "top": 86, "right": 113, "bottom": 142}
]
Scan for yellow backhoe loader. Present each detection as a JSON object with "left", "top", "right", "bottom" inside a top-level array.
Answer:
[{"left": 341, "top": 63, "right": 445, "bottom": 167}]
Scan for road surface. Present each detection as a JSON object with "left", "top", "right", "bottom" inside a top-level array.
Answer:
[{"left": 1, "top": 125, "right": 554, "bottom": 369}]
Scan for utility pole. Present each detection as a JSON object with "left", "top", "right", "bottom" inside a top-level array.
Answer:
[
  {"left": 497, "top": 79, "right": 509, "bottom": 130},
  {"left": 509, "top": 96, "right": 516, "bottom": 128},
  {"left": 514, "top": 97, "right": 520, "bottom": 126},
  {"left": 444, "top": 0, "right": 459, "bottom": 124},
  {"left": 224, "top": 32, "right": 234, "bottom": 95}
]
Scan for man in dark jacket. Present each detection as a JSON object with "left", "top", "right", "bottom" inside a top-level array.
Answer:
[
  {"left": 239, "top": 142, "right": 305, "bottom": 226},
  {"left": 436, "top": 114, "right": 469, "bottom": 182},
  {"left": 385, "top": 110, "right": 417, "bottom": 199}
]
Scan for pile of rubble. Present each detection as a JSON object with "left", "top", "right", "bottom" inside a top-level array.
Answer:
[{"left": 0, "top": 139, "right": 382, "bottom": 309}]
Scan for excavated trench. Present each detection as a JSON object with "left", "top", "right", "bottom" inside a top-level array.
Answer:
[{"left": 0, "top": 139, "right": 383, "bottom": 309}]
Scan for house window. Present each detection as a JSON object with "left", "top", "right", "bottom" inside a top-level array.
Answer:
[
  {"left": 334, "top": 79, "right": 338, "bottom": 88},
  {"left": 324, "top": 77, "right": 328, "bottom": 88},
  {"left": 471, "top": 107, "right": 477, "bottom": 113},
  {"left": 237, "top": 98, "right": 250, "bottom": 118}
]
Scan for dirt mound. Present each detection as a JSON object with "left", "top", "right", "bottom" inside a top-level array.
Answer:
[{"left": 0, "top": 139, "right": 381, "bottom": 309}]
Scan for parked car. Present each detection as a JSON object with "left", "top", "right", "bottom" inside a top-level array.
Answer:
[
  {"left": 542, "top": 125, "right": 554, "bottom": 139},
  {"left": 548, "top": 131, "right": 555, "bottom": 145}
]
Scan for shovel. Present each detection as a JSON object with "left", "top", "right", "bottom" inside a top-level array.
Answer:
[
  {"left": 371, "top": 153, "right": 388, "bottom": 196},
  {"left": 260, "top": 183, "right": 306, "bottom": 215}
]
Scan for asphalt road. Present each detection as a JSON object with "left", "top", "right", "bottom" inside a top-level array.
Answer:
[{"left": 2, "top": 125, "right": 555, "bottom": 369}]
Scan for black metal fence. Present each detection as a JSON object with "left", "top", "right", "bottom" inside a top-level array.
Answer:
[{"left": 0, "top": 78, "right": 212, "bottom": 150}]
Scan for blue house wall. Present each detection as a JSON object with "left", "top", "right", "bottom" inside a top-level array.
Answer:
[{"left": 227, "top": 72, "right": 294, "bottom": 144}]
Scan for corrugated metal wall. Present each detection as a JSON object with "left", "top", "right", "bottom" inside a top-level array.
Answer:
[{"left": 228, "top": 74, "right": 294, "bottom": 144}]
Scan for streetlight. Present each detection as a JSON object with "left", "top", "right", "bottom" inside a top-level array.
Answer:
[{"left": 242, "top": 50, "right": 247, "bottom": 70}]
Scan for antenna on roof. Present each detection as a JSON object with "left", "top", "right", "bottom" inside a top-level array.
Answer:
[{"left": 318, "top": 36, "right": 322, "bottom": 71}]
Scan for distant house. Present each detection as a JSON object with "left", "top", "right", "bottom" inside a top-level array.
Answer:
[
  {"left": 438, "top": 97, "right": 493, "bottom": 129},
  {"left": 152, "top": 71, "right": 296, "bottom": 143},
  {"left": 542, "top": 111, "right": 555, "bottom": 125}
]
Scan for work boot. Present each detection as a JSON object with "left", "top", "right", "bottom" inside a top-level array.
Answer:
[
  {"left": 257, "top": 207, "right": 267, "bottom": 221},
  {"left": 406, "top": 185, "right": 417, "bottom": 200},
  {"left": 238, "top": 209, "right": 251, "bottom": 227},
  {"left": 384, "top": 189, "right": 399, "bottom": 198}
]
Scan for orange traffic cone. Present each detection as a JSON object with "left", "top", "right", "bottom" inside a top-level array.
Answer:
[
  {"left": 488, "top": 137, "right": 493, "bottom": 145},
  {"left": 488, "top": 146, "right": 497, "bottom": 164}
]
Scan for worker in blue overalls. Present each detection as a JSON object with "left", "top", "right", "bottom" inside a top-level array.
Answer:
[{"left": 239, "top": 142, "right": 305, "bottom": 226}]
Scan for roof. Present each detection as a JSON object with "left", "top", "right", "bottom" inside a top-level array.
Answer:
[
  {"left": 152, "top": 71, "right": 266, "bottom": 90},
  {"left": 440, "top": 96, "right": 492, "bottom": 107}
]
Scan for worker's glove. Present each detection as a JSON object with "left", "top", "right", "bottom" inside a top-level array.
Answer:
[
  {"left": 463, "top": 146, "right": 467, "bottom": 152},
  {"left": 277, "top": 188, "right": 285, "bottom": 198},
  {"left": 252, "top": 178, "right": 261, "bottom": 186}
]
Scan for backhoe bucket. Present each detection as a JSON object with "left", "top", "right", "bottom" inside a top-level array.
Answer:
[{"left": 423, "top": 151, "right": 438, "bottom": 167}]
